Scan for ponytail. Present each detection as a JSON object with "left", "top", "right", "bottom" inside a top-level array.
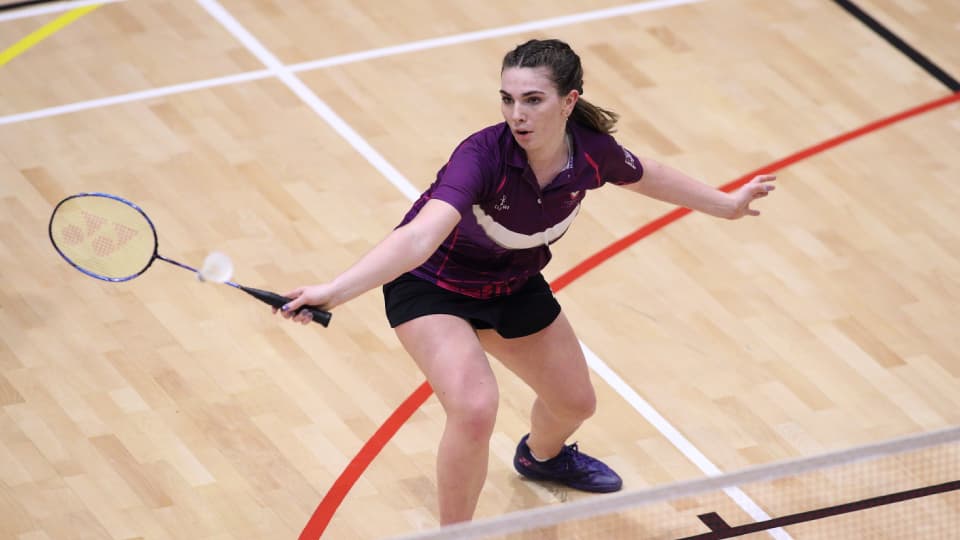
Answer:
[{"left": 571, "top": 97, "right": 619, "bottom": 134}]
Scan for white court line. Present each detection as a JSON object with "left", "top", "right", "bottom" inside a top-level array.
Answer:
[
  {"left": 582, "top": 343, "right": 791, "bottom": 539},
  {"left": 199, "top": 1, "right": 790, "bottom": 537},
  {"left": 0, "top": 0, "right": 701, "bottom": 126},
  {"left": 0, "top": 0, "right": 123, "bottom": 22},
  {"left": 195, "top": 0, "right": 420, "bottom": 201},
  {"left": 288, "top": 0, "right": 702, "bottom": 72},
  {"left": 0, "top": 69, "right": 273, "bottom": 125}
]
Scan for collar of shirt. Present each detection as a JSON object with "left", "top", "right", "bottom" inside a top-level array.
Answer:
[{"left": 503, "top": 123, "right": 591, "bottom": 192}]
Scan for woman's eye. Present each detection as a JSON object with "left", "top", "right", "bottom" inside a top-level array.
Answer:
[
  {"left": 527, "top": 97, "right": 541, "bottom": 104},
  {"left": 501, "top": 97, "right": 513, "bottom": 104}
]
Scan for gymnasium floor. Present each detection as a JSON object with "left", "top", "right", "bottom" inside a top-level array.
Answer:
[{"left": 1, "top": 1, "right": 959, "bottom": 538}]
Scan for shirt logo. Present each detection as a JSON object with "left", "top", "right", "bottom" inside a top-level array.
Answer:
[
  {"left": 494, "top": 195, "right": 511, "bottom": 211},
  {"left": 562, "top": 191, "right": 581, "bottom": 208},
  {"left": 622, "top": 147, "right": 637, "bottom": 170}
]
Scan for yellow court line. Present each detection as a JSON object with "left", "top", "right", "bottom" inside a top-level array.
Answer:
[{"left": 0, "top": 3, "right": 101, "bottom": 68}]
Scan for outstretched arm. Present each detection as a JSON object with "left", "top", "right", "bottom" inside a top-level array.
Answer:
[
  {"left": 622, "top": 158, "right": 776, "bottom": 219},
  {"left": 278, "top": 199, "right": 461, "bottom": 323}
]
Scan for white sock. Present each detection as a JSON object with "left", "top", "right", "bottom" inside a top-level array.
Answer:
[{"left": 529, "top": 448, "right": 554, "bottom": 462}]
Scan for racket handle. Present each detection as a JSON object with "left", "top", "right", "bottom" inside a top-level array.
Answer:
[{"left": 239, "top": 286, "right": 332, "bottom": 327}]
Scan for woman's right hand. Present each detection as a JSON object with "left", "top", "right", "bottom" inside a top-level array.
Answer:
[{"left": 273, "top": 283, "right": 336, "bottom": 325}]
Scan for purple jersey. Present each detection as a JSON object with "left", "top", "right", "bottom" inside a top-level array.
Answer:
[{"left": 399, "top": 121, "right": 644, "bottom": 298}]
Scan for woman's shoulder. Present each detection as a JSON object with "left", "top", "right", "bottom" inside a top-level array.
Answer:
[
  {"left": 446, "top": 123, "right": 513, "bottom": 167},
  {"left": 459, "top": 122, "right": 511, "bottom": 148},
  {"left": 570, "top": 122, "right": 642, "bottom": 183},
  {"left": 570, "top": 121, "right": 619, "bottom": 148}
]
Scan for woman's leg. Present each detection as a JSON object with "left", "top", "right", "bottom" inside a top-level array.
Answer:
[
  {"left": 477, "top": 311, "right": 595, "bottom": 460},
  {"left": 478, "top": 311, "right": 620, "bottom": 492},
  {"left": 395, "top": 314, "right": 499, "bottom": 524}
]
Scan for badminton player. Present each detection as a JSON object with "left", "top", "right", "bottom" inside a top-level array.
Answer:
[{"left": 277, "top": 38, "right": 776, "bottom": 524}]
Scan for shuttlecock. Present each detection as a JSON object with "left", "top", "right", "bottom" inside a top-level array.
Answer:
[{"left": 198, "top": 251, "right": 234, "bottom": 283}]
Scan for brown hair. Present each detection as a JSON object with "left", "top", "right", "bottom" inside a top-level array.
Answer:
[{"left": 501, "top": 39, "right": 619, "bottom": 134}]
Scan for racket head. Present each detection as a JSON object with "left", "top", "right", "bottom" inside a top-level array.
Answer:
[{"left": 49, "top": 192, "right": 159, "bottom": 282}]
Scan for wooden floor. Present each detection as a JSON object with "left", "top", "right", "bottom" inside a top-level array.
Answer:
[{"left": 2, "top": 1, "right": 959, "bottom": 538}]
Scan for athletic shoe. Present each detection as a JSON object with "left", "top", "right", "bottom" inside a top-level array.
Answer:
[{"left": 513, "top": 433, "right": 622, "bottom": 493}]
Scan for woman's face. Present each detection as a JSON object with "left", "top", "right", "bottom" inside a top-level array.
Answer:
[{"left": 500, "top": 66, "right": 577, "bottom": 154}]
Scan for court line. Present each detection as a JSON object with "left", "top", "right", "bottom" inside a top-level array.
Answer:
[
  {"left": 0, "top": 0, "right": 56, "bottom": 15},
  {"left": 0, "top": 0, "right": 704, "bottom": 126},
  {"left": 551, "top": 90, "right": 960, "bottom": 289},
  {"left": 298, "top": 90, "right": 960, "bottom": 539},
  {"left": 580, "top": 344, "right": 789, "bottom": 539},
  {"left": 287, "top": 0, "right": 702, "bottom": 72},
  {"left": 0, "top": 2, "right": 99, "bottom": 67},
  {"left": 0, "top": 0, "right": 117, "bottom": 22},
  {"left": 683, "top": 480, "right": 960, "bottom": 539},
  {"left": 195, "top": 0, "right": 420, "bottom": 202},
  {"left": 832, "top": 0, "right": 959, "bottom": 92},
  {"left": 0, "top": 69, "right": 275, "bottom": 126}
]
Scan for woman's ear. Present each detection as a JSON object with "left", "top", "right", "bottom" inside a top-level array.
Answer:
[{"left": 565, "top": 90, "right": 580, "bottom": 116}]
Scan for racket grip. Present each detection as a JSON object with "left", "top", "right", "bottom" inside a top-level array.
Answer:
[{"left": 239, "top": 286, "right": 332, "bottom": 327}]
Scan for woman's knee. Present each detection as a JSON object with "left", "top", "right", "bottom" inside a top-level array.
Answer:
[
  {"left": 396, "top": 315, "right": 499, "bottom": 439},
  {"left": 444, "top": 387, "right": 500, "bottom": 440},
  {"left": 549, "top": 385, "right": 596, "bottom": 422}
]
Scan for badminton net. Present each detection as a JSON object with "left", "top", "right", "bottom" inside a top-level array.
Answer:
[{"left": 387, "top": 426, "right": 960, "bottom": 540}]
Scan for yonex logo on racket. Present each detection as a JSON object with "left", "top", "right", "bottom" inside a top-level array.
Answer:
[{"left": 59, "top": 210, "right": 140, "bottom": 257}]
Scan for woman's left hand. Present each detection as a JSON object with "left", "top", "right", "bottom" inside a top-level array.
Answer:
[{"left": 728, "top": 174, "right": 777, "bottom": 219}]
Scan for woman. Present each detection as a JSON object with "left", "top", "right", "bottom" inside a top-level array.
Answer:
[{"left": 277, "top": 38, "right": 776, "bottom": 524}]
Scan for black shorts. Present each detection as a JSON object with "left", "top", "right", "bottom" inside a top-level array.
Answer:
[{"left": 382, "top": 273, "right": 561, "bottom": 339}]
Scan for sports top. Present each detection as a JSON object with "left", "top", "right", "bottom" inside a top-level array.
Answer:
[{"left": 399, "top": 121, "right": 644, "bottom": 298}]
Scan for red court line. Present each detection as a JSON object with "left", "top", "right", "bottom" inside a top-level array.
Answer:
[
  {"left": 553, "top": 90, "right": 960, "bottom": 290},
  {"left": 299, "top": 381, "right": 434, "bottom": 540},
  {"left": 299, "top": 91, "right": 960, "bottom": 539}
]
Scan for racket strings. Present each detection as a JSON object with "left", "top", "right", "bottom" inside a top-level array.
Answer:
[{"left": 50, "top": 195, "right": 157, "bottom": 280}]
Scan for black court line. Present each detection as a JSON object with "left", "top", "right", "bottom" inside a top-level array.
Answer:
[
  {"left": 697, "top": 512, "right": 732, "bottom": 532},
  {"left": 832, "top": 0, "right": 960, "bottom": 92},
  {"left": 679, "top": 480, "right": 960, "bottom": 539},
  {"left": 0, "top": 0, "right": 60, "bottom": 12}
]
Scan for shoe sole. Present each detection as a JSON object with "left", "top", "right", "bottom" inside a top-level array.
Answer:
[{"left": 515, "top": 466, "right": 622, "bottom": 493}]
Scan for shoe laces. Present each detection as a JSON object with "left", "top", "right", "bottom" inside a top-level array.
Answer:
[{"left": 559, "top": 442, "right": 599, "bottom": 471}]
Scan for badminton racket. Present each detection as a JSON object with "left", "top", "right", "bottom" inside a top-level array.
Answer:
[{"left": 48, "top": 192, "right": 331, "bottom": 327}]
